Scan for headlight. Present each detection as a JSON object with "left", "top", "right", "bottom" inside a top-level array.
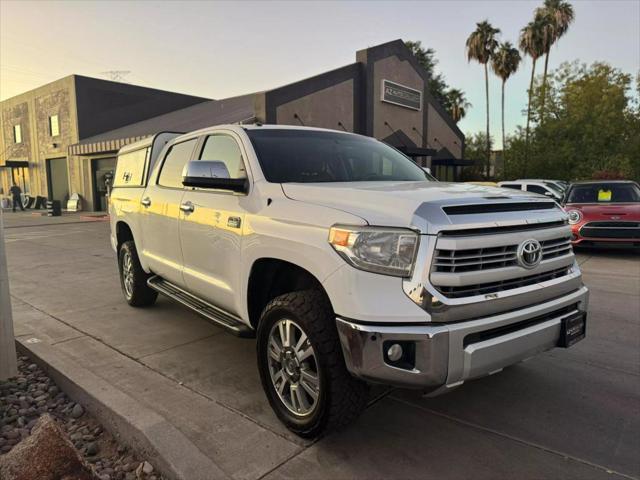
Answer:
[
  {"left": 567, "top": 209, "right": 582, "bottom": 225},
  {"left": 328, "top": 226, "right": 419, "bottom": 277}
]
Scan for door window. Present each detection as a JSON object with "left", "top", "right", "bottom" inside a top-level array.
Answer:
[
  {"left": 158, "top": 139, "right": 197, "bottom": 188},
  {"left": 527, "top": 184, "right": 549, "bottom": 195},
  {"left": 199, "top": 135, "right": 247, "bottom": 179},
  {"left": 501, "top": 183, "right": 522, "bottom": 190}
]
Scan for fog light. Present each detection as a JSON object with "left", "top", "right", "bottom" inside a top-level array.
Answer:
[{"left": 387, "top": 343, "right": 403, "bottom": 362}]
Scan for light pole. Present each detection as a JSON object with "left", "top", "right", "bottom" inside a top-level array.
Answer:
[{"left": 0, "top": 208, "right": 17, "bottom": 380}]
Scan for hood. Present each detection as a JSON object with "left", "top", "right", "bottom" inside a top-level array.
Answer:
[
  {"left": 281, "top": 181, "right": 547, "bottom": 230},
  {"left": 565, "top": 202, "right": 640, "bottom": 221}
]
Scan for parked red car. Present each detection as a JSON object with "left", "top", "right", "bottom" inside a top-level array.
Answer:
[{"left": 563, "top": 180, "right": 640, "bottom": 246}]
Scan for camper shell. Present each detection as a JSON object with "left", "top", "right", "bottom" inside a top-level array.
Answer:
[{"left": 114, "top": 132, "right": 183, "bottom": 188}]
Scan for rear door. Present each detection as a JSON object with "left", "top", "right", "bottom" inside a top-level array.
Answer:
[
  {"left": 140, "top": 138, "right": 197, "bottom": 286},
  {"left": 179, "top": 132, "right": 250, "bottom": 315}
]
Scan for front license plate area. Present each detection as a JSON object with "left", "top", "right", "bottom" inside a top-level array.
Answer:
[{"left": 558, "top": 312, "right": 586, "bottom": 348}]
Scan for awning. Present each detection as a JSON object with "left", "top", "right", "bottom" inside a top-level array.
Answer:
[
  {"left": 0, "top": 160, "right": 29, "bottom": 168},
  {"left": 69, "top": 136, "right": 150, "bottom": 156}
]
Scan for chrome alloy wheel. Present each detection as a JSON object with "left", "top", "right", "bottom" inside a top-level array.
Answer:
[
  {"left": 267, "top": 318, "right": 320, "bottom": 416},
  {"left": 122, "top": 251, "right": 134, "bottom": 299}
]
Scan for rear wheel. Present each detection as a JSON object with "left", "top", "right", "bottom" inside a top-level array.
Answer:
[
  {"left": 257, "top": 289, "right": 368, "bottom": 438},
  {"left": 118, "top": 240, "right": 157, "bottom": 307}
]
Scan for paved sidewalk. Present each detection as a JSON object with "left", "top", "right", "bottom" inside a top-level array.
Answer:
[
  {"left": 5, "top": 221, "right": 640, "bottom": 479},
  {"left": 1, "top": 209, "right": 107, "bottom": 229}
]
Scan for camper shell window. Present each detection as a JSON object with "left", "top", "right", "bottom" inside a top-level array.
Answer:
[{"left": 114, "top": 147, "right": 150, "bottom": 187}]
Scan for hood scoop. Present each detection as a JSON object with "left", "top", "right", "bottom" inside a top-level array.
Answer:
[{"left": 443, "top": 202, "right": 557, "bottom": 215}]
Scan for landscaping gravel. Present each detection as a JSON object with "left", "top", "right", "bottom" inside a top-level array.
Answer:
[{"left": 0, "top": 355, "right": 165, "bottom": 480}]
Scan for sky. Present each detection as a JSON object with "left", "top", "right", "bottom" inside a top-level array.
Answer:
[{"left": 1, "top": 0, "right": 639, "bottom": 147}]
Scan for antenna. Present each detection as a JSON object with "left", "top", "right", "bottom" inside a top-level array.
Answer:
[{"left": 101, "top": 70, "right": 131, "bottom": 82}]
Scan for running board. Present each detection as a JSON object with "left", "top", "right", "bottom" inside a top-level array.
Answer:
[{"left": 147, "top": 276, "right": 254, "bottom": 337}]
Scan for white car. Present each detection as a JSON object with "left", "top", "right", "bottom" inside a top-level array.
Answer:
[
  {"left": 110, "top": 125, "right": 588, "bottom": 437},
  {"left": 499, "top": 180, "right": 564, "bottom": 200}
]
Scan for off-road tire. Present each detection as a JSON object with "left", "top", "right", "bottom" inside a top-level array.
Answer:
[
  {"left": 257, "top": 289, "right": 369, "bottom": 438},
  {"left": 118, "top": 240, "right": 158, "bottom": 307}
]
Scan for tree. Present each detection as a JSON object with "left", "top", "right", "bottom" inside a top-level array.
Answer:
[
  {"left": 519, "top": 15, "right": 547, "bottom": 173},
  {"left": 503, "top": 61, "right": 639, "bottom": 181},
  {"left": 466, "top": 20, "right": 501, "bottom": 178},
  {"left": 537, "top": 0, "right": 575, "bottom": 123},
  {"left": 491, "top": 42, "right": 521, "bottom": 176},
  {"left": 462, "top": 132, "right": 495, "bottom": 180},
  {"left": 446, "top": 89, "right": 471, "bottom": 123},
  {"left": 405, "top": 40, "right": 453, "bottom": 111}
]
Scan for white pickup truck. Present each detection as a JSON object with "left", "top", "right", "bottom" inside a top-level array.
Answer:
[{"left": 109, "top": 125, "right": 588, "bottom": 437}]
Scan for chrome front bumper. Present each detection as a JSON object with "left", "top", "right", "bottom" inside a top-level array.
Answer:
[{"left": 336, "top": 286, "right": 589, "bottom": 393}]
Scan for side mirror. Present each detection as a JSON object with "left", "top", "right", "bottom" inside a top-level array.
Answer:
[
  {"left": 182, "top": 160, "right": 248, "bottom": 193},
  {"left": 544, "top": 191, "right": 554, "bottom": 197}
]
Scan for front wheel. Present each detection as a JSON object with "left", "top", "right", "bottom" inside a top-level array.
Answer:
[{"left": 257, "top": 289, "right": 368, "bottom": 438}]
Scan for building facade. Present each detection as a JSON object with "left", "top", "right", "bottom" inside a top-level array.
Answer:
[
  {"left": 3, "top": 40, "right": 467, "bottom": 212},
  {"left": 0, "top": 75, "right": 207, "bottom": 211}
]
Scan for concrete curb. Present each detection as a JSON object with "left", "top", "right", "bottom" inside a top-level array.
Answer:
[{"left": 16, "top": 339, "right": 230, "bottom": 480}]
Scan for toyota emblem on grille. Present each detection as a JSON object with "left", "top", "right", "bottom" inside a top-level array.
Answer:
[{"left": 517, "top": 239, "right": 542, "bottom": 269}]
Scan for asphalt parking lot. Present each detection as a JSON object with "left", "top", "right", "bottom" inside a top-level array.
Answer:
[{"left": 4, "top": 212, "right": 640, "bottom": 480}]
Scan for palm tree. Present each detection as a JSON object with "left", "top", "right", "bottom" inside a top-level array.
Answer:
[
  {"left": 447, "top": 89, "right": 471, "bottom": 123},
  {"left": 466, "top": 20, "right": 500, "bottom": 178},
  {"left": 491, "top": 42, "right": 521, "bottom": 177},
  {"left": 537, "top": 0, "right": 575, "bottom": 123},
  {"left": 519, "top": 16, "right": 547, "bottom": 173}
]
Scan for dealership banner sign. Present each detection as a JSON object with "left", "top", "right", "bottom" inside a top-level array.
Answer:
[{"left": 381, "top": 80, "right": 422, "bottom": 111}]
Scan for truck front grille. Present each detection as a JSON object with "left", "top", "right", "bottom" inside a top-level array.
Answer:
[
  {"left": 434, "top": 236, "right": 572, "bottom": 273},
  {"left": 462, "top": 303, "right": 579, "bottom": 347},
  {"left": 434, "top": 267, "right": 571, "bottom": 299}
]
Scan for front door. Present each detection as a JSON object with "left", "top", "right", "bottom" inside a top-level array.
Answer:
[
  {"left": 180, "top": 133, "right": 249, "bottom": 315},
  {"left": 140, "top": 138, "right": 197, "bottom": 287},
  {"left": 46, "top": 158, "right": 69, "bottom": 203},
  {"left": 92, "top": 158, "right": 116, "bottom": 211}
]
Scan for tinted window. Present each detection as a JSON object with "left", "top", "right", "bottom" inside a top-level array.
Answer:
[
  {"left": 158, "top": 139, "right": 197, "bottom": 188},
  {"left": 501, "top": 183, "right": 521, "bottom": 190},
  {"left": 527, "top": 185, "right": 550, "bottom": 195},
  {"left": 199, "top": 135, "right": 247, "bottom": 179},
  {"left": 114, "top": 147, "right": 149, "bottom": 187},
  {"left": 567, "top": 183, "right": 640, "bottom": 203},
  {"left": 246, "top": 129, "right": 427, "bottom": 183}
]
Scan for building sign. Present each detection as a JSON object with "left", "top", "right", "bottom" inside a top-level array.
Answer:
[{"left": 381, "top": 80, "right": 422, "bottom": 111}]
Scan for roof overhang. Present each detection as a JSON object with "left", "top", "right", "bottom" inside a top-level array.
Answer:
[
  {"left": 431, "top": 158, "right": 474, "bottom": 167},
  {"left": 69, "top": 135, "right": 151, "bottom": 156},
  {"left": 396, "top": 146, "right": 437, "bottom": 157}
]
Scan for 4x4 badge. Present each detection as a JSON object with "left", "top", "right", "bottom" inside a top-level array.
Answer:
[{"left": 517, "top": 239, "right": 542, "bottom": 269}]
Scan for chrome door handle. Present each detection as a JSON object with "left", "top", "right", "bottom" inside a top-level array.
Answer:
[
  {"left": 141, "top": 197, "right": 151, "bottom": 207},
  {"left": 180, "top": 201, "right": 195, "bottom": 213}
]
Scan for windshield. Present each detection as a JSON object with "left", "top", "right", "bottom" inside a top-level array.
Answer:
[
  {"left": 544, "top": 181, "right": 565, "bottom": 194},
  {"left": 246, "top": 129, "right": 429, "bottom": 183},
  {"left": 566, "top": 183, "right": 640, "bottom": 203}
]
